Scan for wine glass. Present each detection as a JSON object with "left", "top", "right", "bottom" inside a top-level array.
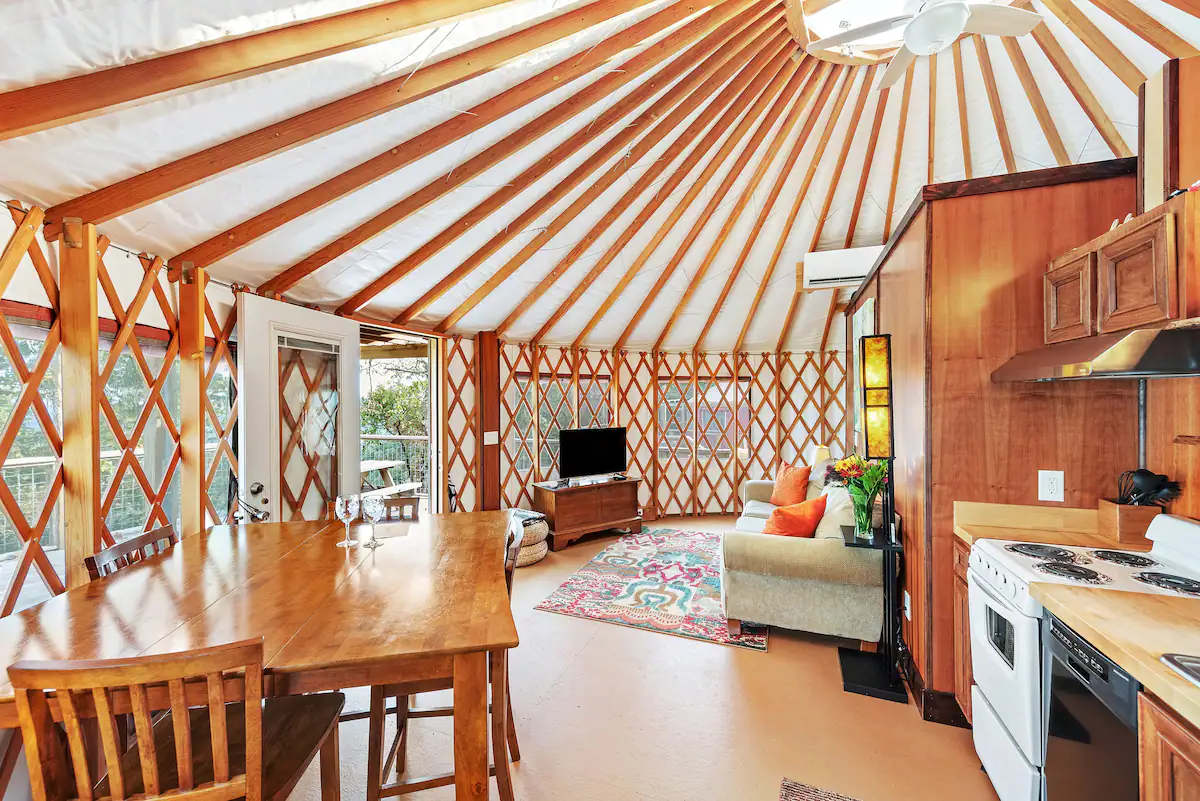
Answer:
[
  {"left": 360, "top": 496, "right": 385, "bottom": 550},
  {"left": 334, "top": 495, "right": 359, "bottom": 548}
]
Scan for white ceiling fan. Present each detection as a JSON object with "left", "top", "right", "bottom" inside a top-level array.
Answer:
[{"left": 806, "top": 0, "right": 1043, "bottom": 88}]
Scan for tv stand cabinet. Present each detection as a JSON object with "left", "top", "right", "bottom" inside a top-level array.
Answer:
[{"left": 532, "top": 476, "right": 642, "bottom": 550}]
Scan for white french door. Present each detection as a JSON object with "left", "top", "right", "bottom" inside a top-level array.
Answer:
[{"left": 237, "top": 293, "right": 360, "bottom": 523}]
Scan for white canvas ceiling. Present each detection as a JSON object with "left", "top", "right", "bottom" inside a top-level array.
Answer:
[{"left": 1, "top": 0, "right": 1197, "bottom": 353}]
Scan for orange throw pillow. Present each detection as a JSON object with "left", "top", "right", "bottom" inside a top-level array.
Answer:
[
  {"left": 763, "top": 495, "right": 828, "bottom": 538},
  {"left": 769, "top": 462, "right": 812, "bottom": 506}
]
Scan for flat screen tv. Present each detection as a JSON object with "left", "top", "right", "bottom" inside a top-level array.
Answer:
[{"left": 558, "top": 426, "right": 627, "bottom": 480}]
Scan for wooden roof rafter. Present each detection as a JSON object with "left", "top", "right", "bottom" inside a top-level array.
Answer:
[
  {"left": 693, "top": 61, "right": 842, "bottom": 352},
  {"left": 503, "top": 27, "right": 796, "bottom": 343},
  {"left": 40, "top": 0, "right": 679, "bottom": 238},
  {"left": 375, "top": 3, "right": 781, "bottom": 325},
  {"left": 169, "top": 0, "right": 712, "bottom": 271},
  {"left": 0, "top": 0, "right": 525, "bottom": 142}
]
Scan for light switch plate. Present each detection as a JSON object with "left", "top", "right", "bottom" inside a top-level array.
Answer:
[
  {"left": 903, "top": 591, "right": 912, "bottom": 621},
  {"left": 483, "top": 430, "right": 499, "bottom": 446},
  {"left": 1038, "top": 470, "right": 1065, "bottom": 502}
]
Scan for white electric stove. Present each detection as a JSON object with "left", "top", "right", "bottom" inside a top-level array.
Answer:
[{"left": 968, "top": 514, "right": 1200, "bottom": 801}]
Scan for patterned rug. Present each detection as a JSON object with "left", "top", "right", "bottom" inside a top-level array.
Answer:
[
  {"left": 780, "top": 779, "right": 861, "bottom": 800},
  {"left": 534, "top": 528, "right": 767, "bottom": 651}
]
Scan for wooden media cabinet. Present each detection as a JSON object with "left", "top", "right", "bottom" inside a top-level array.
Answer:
[{"left": 532, "top": 475, "right": 642, "bottom": 550}]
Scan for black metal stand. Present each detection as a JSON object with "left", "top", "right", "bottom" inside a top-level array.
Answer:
[{"left": 837, "top": 459, "right": 907, "bottom": 704}]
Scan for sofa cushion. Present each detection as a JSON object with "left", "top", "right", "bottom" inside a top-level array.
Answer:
[
  {"left": 734, "top": 515, "right": 766, "bottom": 533},
  {"left": 814, "top": 486, "right": 854, "bottom": 540},
  {"left": 763, "top": 495, "right": 827, "bottom": 537},
  {"left": 769, "top": 463, "right": 811, "bottom": 506},
  {"left": 741, "top": 499, "right": 777, "bottom": 520}
]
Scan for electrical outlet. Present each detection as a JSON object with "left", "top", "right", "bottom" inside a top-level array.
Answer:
[
  {"left": 903, "top": 591, "right": 912, "bottom": 621},
  {"left": 1039, "top": 470, "right": 1065, "bottom": 503}
]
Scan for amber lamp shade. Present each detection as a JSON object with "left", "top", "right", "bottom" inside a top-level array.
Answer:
[{"left": 861, "top": 334, "right": 894, "bottom": 460}]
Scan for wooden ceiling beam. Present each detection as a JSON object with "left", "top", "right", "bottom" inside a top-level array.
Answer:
[
  {"left": 170, "top": 0, "right": 713, "bottom": 270},
  {"left": 1002, "top": 38, "right": 1070, "bottom": 166},
  {"left": 882, "top": 62, "right": 914, "bottom": 239},
  {"left": 1039, "top": 0, "right": 1146, "bottom": 93},
  {"left": 41, "top": 0, "right": 675, "bottom": 237},
  {"left": 975, "top": 35, "right": 1016, "bottom": 173},
  {"left": 372, "top": 5, "right": 779, "bottom": 323},
  {"left": 613, "top": 59, "right": 811, "bottom": 351},
  {"left": 843, "top": 77, "right": 889, "bottom": 248},
  {"left": 655, "top": 59, "right": 824, "bottom": 351},
  {"left": 817, "top": 289, "right": 840, "bottom": 352},
  {"left": 0, "top": 0, "right": 520, "bottom": 141},
  {"left": 1026, "top": 13, "right": 1131, "bottom": 158},
  {"left": 733, "top": 65, "right": 857, "bottom": 353},
  {"left": 1155, "top": 0, "right": 1200, "bottom": 17},
  {"left": 694, "top": 63, "right": 840, "bottom": 352},
  {"left": 784, "top": 0, "right": 811, "bottom": 45},
  {"left": 807, "top": 66, "right": 874, "bottom": 253},
  {"left": 1088, "top": 0, "right": 1198, "bottom": 59},
  {"left": 952, "top": 39, "right": 973, "bottom": 179},
  {"left": 571, "top": 42, "right": 797, "bottom": 349},
  {"left": 511, "top": 33, "right": 792, "bottom": 344}
]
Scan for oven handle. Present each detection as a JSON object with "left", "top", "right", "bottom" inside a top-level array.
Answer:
[{"left": 967, "top": 568, "right": 1022, "bottom": 614}]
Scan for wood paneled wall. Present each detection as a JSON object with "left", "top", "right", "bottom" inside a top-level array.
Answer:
[
  {"left": 875, "top": 208, "right": 929, "bottom": 682},
  {"left": 848, "top": 165, "right": 1142, "bottom": 707},
  {"left": 926, "top": 175, "right": 1139, "bottom": 692},
  {"left": 1147, "top": 378, "right": 1200, "bottom": 520}
]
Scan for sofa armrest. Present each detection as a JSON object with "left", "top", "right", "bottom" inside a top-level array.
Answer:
[
  {"left": 742, "top": 480, "right": 775, "bottom": 505},
  {"left": 723, "top": 531, "right": 882, "bottom": 587}
]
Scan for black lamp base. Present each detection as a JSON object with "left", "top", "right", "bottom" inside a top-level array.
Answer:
[{"left": 837, "top": 647, "right": 908, "bottom": 704}]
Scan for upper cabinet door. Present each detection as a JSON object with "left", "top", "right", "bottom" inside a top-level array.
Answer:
[
  {"left": 1096, "top": 213, "right": 1178, "bottom": 333},
  {"left": 1045, "top": 252, "right": 1095, "bottom": 344}
]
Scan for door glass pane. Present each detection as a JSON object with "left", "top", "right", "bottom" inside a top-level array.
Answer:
[{"left": 278, "top": 341, "right": 339, "bottom": 521}]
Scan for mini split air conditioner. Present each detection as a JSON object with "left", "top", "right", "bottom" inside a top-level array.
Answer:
[{"left": 801, "top": 245, "right": 885, "bottom": 290}]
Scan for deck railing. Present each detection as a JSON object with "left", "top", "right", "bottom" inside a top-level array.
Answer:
[{"left": 360, "top": 434, "right": 430, "bottom": 496}]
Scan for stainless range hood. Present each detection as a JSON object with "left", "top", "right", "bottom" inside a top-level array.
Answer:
[{"left": 991, "top": 318, "right": 1200, "bottom": 382}]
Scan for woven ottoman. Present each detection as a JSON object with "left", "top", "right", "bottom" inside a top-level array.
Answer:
[{"left": 516, "top": 518, "right": 549, "bottom": 567}]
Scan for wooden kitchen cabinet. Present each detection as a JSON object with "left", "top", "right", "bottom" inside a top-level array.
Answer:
[
  {"left": 952, "top": 537, "right": 972, "bottom": 724},
  {"left": 1043, "top": 195, "right": 1196, "bottom": 346},
  {"left": 1096, "top": 213, "right": 1177, "bottom": 333},
  {"left": 1140, "top": 692, "right": 1200, "bottom": 801},
  {"left": 1045, "top": 252, "right": 1095, "bottom": 343}
]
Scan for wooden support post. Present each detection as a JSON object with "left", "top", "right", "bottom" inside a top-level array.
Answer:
[
  {"left": 58, "top": 219, "right": 100, "bottom": 588},
  {"left": 178, "top": 262, "right": 207, "bottom": 535},
  {"left": 475, "top": 332, "right": 501, "bottom": 511}
]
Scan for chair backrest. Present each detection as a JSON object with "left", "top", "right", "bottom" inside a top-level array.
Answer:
[
  {"left": 8, "top": 639, "right": 264, "bottom": 801},
  {"left": 504, "top": 524, "right": 523, "bottom": 597},
  {"left": 84, "top": 527, "right": 180, "bottom": 581}
]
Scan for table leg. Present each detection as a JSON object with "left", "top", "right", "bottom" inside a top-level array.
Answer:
[{"left": 453, "top": 652, "right": 489, "bottom": 800}]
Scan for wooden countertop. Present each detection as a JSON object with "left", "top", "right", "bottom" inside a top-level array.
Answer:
[
  {"left": 953, "top": 522, "right": 1150, "bottom": 551},
  {"left": 1030, "top": 583, "right": 1200, "bottom": 730}
]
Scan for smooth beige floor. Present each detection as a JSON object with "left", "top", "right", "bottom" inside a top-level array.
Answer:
[{"left": 293, "top": 516, "right": 999, "bottom": 801}]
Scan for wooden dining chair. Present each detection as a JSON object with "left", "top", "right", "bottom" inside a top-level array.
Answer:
[
  {"left": 84, "top": 526, "right": 179, "bottom": 581},
  {"left": 8, "top": 638, "right": 345, "bottom": 801},
  {"left": 363, "top": 526, "right": 523, "bottom": 800}
]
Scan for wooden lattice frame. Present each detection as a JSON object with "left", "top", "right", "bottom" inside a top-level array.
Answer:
[
  {"left": 535, "top": 345, "right": 574, "bottom": 481},
  {"left": 737, "top": 352, "right": 780, "bottom": 486},
  {"left": 278, "top": 347, "right": 338, "bottom": 521},
  {"left": 498, "top": 342, "right": 535, "bottom": 509},
  {"left": 0, "top": 202, "right": 66, "bottom": 615},
  {"left": 443, "top": 335, "right": 478, "bottom": 513},
  {"left": 614, "top": 350, "right": 656, "bottom": 518},
  {"left": 776, "top": 351, "right": 823, "bottom": 467},
  {"left": 95, "top": 242, "right": 181, "bottom": 547},
  {"left": 575, "top": 348, "right": 612, "bottom": 428},
  {"left": 654, "top": 351, "right": 695, "bottom": 516},
  {"left": 202, "top": 296, "right": 238, "bottom": 525},
  {"left": 694, "top": 353, "right": 738, "bottom": 515}
]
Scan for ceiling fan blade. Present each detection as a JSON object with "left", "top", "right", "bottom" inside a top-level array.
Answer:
[
  {"left": 964, "top": 4, "right": 1043, "bottom": 36},
  {"left": 808, "top": 15, "right": 913, "bottom": 52},
  {"left": 879, "top": 45, "right": 917, "bottom": 89}
]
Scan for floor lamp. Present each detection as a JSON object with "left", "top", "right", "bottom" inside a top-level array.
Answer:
[{"left": 837, "top": 334, "right": 907, "bottom": 703}]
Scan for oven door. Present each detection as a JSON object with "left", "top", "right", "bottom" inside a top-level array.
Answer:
[{"left": 968, "top": 570, "right": 1043, "bottom": 766}]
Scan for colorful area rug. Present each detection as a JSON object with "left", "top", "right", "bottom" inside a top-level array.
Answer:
[
  {"left": 535, "top": 528, "right": 767, "bottom": 651},
  {"left": 780, "top": 779, "right": 861, "bottom": 800}
]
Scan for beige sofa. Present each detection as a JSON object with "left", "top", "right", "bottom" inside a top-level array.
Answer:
[{"left": 721, "top": 476, "right": 883, "bottom": 643}]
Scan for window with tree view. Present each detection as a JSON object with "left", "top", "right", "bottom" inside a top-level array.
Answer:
[{"left": 360, "top": 355, "right": 431, "bottom": 496}]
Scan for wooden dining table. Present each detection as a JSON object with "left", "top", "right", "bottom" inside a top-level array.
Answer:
[{"left": 0, "top": 511, "right": 520, "bottom": 800}]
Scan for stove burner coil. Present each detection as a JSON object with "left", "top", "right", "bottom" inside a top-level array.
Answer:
[
  {"left": 1032, "top": 562, "right": 1112, "bottom": 585},
  {"left": 1005, "top": 543, "right": 1078, "bottom": 563},
  {"left": 1132, "top": 572, "right": 1200, "bottom": 596},
  {"left": 1089, "top": 550, "right": 1159, "bottom": 568}
]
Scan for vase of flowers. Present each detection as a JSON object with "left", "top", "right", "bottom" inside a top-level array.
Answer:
[{"left": 833, "top": 455, "right": 888, "bottom": 539}]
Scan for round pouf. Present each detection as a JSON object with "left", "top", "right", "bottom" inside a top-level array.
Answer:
[
  {"left": 515, "top": 518, "right": 550, "bottom": 567},
  {"left": 516, "top": 538, "right": 549, "bottom": 567}
]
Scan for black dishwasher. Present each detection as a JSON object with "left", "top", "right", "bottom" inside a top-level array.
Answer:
[{"left": 1041, "top": 613, "right": 1141, "bottom": 801}]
